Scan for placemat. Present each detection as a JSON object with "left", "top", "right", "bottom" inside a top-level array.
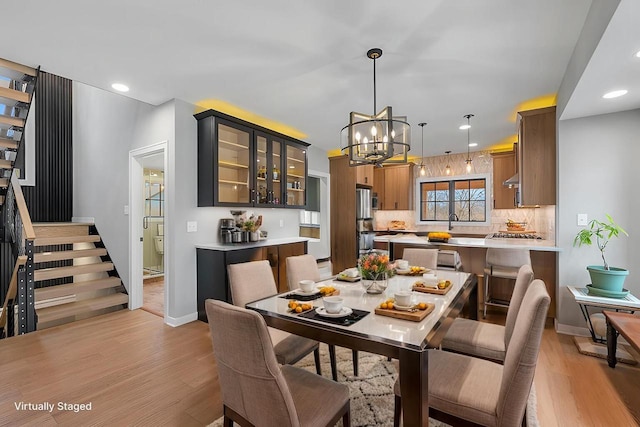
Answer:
[
  {"left": 298, "top": 308, "right": 369, "bottom": 326},
  {"left": 279, "top": 292, "right": 323, "bottom": 301}
]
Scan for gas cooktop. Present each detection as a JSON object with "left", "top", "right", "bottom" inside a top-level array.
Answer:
[{"left": 487, "top": 232, "right": 542, "bottom": 239}]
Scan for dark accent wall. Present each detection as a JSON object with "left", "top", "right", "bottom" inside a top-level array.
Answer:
[{"left": 22, "top": 72, "right": 73, "bottom": 222}]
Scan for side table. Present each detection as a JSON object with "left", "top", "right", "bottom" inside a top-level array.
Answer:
[{"left": 604, "top": 311, "right": 640, "bottom": 368}]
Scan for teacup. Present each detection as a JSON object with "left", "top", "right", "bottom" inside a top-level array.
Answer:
[
  {"left": 396, "top": 259, "right": 409, "bottom": 270},
  {"left": 394, "top": 291, "right": 412, "bottom": 307},
  {"left": 299, "top": 280, "right": 316, "bottom": 293},
  {"left": 323, "top": 296, "right": 344, "bottom": 314}
]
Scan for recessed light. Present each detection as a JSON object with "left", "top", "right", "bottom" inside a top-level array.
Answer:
[
  {"left": 459, "top": 124, "right": 471, "bottom": 130},
  {"left": 635, "top": 50, "right": 640, "bottom": 58},
  {"left": 602, "top": 89, "right": 627, "bottom": 99},
  {"left": 468, "top": 143, "right": 478, "bottom": 147},
  {"left": 111, "top": 83, "right": 129, "bottom": 92}
]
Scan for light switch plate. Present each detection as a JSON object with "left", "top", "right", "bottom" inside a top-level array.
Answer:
[
  {"left": 187, "top": 221, "right": 198, "bottom": 232},
  {"left": 124, "top": 205, "right": 129, "bottom": 215},
  {"left": 577, "top": 214, "right": 588, "bottom": 226}
]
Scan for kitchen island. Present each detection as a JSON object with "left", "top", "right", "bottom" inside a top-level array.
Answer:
[
  {"left": 196, "top": 237, "right": 308, "bottom": 321},
  {"left": 375, "top": 235, "right": 560, "bottom": 318}
]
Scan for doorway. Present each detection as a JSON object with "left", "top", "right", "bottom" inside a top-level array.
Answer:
[{"left": 129, "top": 142, "right": 169, "bottom": 322}]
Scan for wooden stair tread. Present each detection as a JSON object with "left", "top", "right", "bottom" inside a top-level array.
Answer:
[
  {"left": 0, "top": 159, "right": 13, "bottom": 168},
  {"left": 33, "top": 223, "right": 92, "bottom": 238},
  {"left": 34, "top": 234, "right": 101, "bottom": 246},
  {"left": 0, "top": 114, "right": 24, "bottom": 128},
  {"left": 34, "top": 248, "right": 107, "bottom": 263},
  {"left": 34, "top": 262, "right": 113, "bottom": 281},
  {"left": 35, "top": 277, "right": 122, "bottom": 301},
  {"left": 0, "top": 58, "right": 37, "bottom": 77},
  {"left": 33, "top": 222, "right": 95, "bottom": 227},
  {"left": 0, "top": 137, "right": 18, "bottom": 150},
  {"left": 0, "top": 86, "right": 30, "bottom": 104},
  {"left": 36, "top": 293, "right": 128, "bottom": 325}
]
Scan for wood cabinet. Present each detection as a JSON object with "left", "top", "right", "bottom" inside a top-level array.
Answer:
[
  {"left": 517, "top": 106, "right": 556, "bottom": 206},
  {"left": 356, "top": 164, "right": 374, "bottom": 186},
  {"left": 195, "top": 109, "right": 309, "bottom": 208},
  {"left": 196, "top": 241, "right": 307, "bottom": 321},
  {"left": 491, "top": 150, "right": 517, "bottom": 209},
  {"left": 375, "top": 164, "right": 414, "bottom": 210},
  {"left": 329, "top": 155, "right": 357, "bottom": 274}
]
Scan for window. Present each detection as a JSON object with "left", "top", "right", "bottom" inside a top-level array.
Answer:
[{"left": 417, "top": 175, "right": 489, "bottom": 224}]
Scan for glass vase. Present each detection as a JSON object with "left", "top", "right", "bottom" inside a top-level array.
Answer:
[{"left": 362, "top": 274, "right": 388, "bottom": 294}]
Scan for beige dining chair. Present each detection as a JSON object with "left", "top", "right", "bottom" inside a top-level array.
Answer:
[
  {"left": 440, "top": 264, "right": 535, "bottom": 362},
  {"left": 206, "top": 299, "right": 351, "bottom": 427},
  {"left": 228, "top": 260, "right": 323, "bottom": 375},
  {"left": 401, "top": 248, "right": 438, "bottom": 269},
  {"left": 484, "top": 248, "right": 531, "bottom": 318},
  {"left": 393, "top": 279, "right": 550, "bottom": 427},
  {"left": 286, "top": 254, "right": 356, "bottom": 380}
]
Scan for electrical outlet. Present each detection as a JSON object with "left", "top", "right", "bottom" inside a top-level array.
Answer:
[
  {"left": 123, "top": 205, "right": 129, "bottom": 215},
  {"left": 279, "top": 219, "right": 284, "bottom": 228},
  {"left": 577, "top": 214, "right": 588, "bottom": 226},
  {"left": 187, "top": 221, "right": 198, "bottom": 232}
]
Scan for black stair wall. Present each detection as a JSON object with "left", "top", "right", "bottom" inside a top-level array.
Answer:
[{"left": 19, "top": 72, "right": 73, "bottom": 222}]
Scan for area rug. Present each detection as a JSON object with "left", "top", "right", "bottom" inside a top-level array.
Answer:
[
  {"left": 208, "top": 346, "right": 539, "bottom": 426},
  {"left": 573, "top": 335, "right": 638, "bottom": 365}
]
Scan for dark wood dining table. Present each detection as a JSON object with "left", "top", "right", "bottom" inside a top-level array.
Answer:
[{"left": 246, "top": 270, "right": 478, "bottom": 426}]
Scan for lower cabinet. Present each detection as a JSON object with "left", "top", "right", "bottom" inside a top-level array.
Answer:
[{"left": 196, "top": 241, "right": 307, "bottom": 321}]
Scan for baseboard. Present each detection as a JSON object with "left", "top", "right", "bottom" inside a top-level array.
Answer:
[
  {"left": 165, "top": 311, "right": 198, "bottom": 327},
  {"left": 555, "top": 321, "right": 590, "bottom": 337},
  {"left": 72, "top": 216, "right": 95, "bottom": 224}
]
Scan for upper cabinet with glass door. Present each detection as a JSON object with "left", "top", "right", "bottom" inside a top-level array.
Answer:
[{"left": 196, "top": 109, "right": 309, "bottom": 208}]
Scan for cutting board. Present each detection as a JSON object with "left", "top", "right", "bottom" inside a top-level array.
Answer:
[
  {"left": 412, "top": 283, "right": 453, "bottom": 295},
  {"left": 374, "top": 303, "right": 434, "bottom": 321}
]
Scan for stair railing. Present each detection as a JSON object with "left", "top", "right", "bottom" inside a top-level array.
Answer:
[{"left": 0, "top": 174, "right": 36, "bottom": 336}]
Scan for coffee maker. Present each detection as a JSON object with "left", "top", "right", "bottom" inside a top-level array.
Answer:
[{"left": 219, "top": 218, "right": 235, "bottom": 244}]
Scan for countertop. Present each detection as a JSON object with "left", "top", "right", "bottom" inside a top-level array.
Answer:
[
  {"left": 196, "top": 237, "right": 309, "bottom": 251},
  {"left": 373, "top": 235, "right": 561, "bottom": 252}
]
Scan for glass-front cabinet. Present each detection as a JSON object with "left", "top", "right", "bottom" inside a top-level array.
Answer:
[
  {"left": 196, "top": 109, "right": 308, "bottom": 208},
  {"left": 285, "top": 144, "right": 307, "bottom": 206}
]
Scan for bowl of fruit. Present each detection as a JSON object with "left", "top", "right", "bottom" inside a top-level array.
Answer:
[{"left": 428, "top": 232, "right": 451, "bottom": 243}]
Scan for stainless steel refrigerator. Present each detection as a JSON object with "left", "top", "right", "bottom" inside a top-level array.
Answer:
[{"left": 356, "top": 188, "right": 375, "bottom": 256}]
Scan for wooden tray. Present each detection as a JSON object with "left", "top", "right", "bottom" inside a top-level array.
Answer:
[
  {"left": 374, "top": 303, "right": 434, "bottom": 321},
  {"left": 412, "top": 283, "right": 453, "bottom": 295},
  {"left": 336, "top": 275, "right": 361, "bottom": 282},
  {"left": 396, "top": 267, "right": 430, "bottom": 276}
]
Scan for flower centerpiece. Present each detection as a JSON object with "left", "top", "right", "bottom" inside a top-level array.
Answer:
[{"left": 358, "top": 252, "right": 393, "bottom": 294}]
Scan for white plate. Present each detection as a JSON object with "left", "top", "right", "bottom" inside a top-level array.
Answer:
[
  {"left": 315, "top": 307, "right": 353, "bottom": 318},
  {"left": 395, "top": 268, "right": 411, "bottom": 274},
  {"left": 393, "top": 303, "right": 415, "bottom": 311}
]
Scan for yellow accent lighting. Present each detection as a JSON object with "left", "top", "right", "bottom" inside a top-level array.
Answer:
[
  {"left": 195, "top": 99, "right": 307, "bottom": 140},
  {"left": 510, "top": 94, "right": 557, "bottom": 122},
  {"left": 488, "top": 134, "right": 518, "bottom": 152}
]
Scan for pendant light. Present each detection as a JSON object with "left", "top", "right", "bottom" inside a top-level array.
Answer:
[
  {"left": 463, "top": 114, "right": 474, "bottom": 173},
  {"left": 418, "top": 122, "right": 427, "bottom": 176},
  {"left": 445, "top": 151, "right": 452, "bottom": 175},
  {"left": 341, "top": 48, "right": 411, "bottom": 166}
]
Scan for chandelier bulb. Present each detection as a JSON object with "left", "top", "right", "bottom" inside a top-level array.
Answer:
[
  {"left": 371, "top": 126, "right": 377, "bottom": 137},
  {"left": 363, "top": 136, "right": 368, "bottom": 144},
  {"left": 466, "top": 160, "right": 472, "bottom": 173},
  {"left": 355, "top": 132, "right": 361, "bottom": 141},
  {"left": 420, "top": 165, "right": 426, "bottom": 176},
  {"left": 382, "top": 135, "right": 388, "bottom": 143},
  {"left": 446, "top": 166, "right": 451, "bottom": 175}
]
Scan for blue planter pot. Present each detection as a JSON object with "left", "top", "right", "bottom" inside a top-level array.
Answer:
[{"left": 587, "top": 265, "right": 629, "bottom": 292}]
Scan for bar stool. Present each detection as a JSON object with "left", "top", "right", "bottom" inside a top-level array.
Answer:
[{"left": 483, "top": 248, "right": 531, "bottom": 318}]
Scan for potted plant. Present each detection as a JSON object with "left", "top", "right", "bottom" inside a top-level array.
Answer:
[{"left": 573, "top": 214, "right": 628, "bottom": 293}]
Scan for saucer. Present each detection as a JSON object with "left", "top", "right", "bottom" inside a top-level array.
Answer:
[
  {"left": 393, "top": 303, "right": 415, "bottom": 312},
  {"left": 586, "top": 284, "right": 629, "bottom": 299},
  {"left": 395, "top": 268, "right": 411, "bottom": 274},
  {"left": 293, "top": 289, "right": 319, "bottom": 296},
  {"left": 315, "top": 307, "right": 353, "bottom": 318}
]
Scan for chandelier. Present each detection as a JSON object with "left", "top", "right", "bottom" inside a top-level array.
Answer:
[{"left": 341, "top": 48, "right": 410, "bottom": 166}]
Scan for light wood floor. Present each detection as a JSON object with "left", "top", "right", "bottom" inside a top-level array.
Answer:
[
  {"left": 142, "top": 278, "right": 164, "bottom": 318},
  {"left": 0, "top": 309, "right": 638, "bottom": 426}
]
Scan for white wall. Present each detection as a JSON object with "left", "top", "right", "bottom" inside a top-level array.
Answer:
[
  {"left": 74, "top": 86, "right": 305, "bottom": 324},
  {"left": 557, "top": 108, "right": 640, "bottom": 327}
]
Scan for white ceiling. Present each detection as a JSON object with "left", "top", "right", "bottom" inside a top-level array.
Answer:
[{"left": 4, "top": 0, "right": 620, "bottom": 156}]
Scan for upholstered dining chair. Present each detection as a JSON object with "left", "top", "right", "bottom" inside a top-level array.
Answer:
[
  {"left": 440, "top": 264, "right": 535, "bottom": 363},
  {"left": 393, "top": 279, "right": 550, "bottom": 427},
  {"left": 484, "top": 248, "right": 532, "bottom": 318},
  {"left": 227, "top": 260, "right": 323, "bottom": 376},
  {"left": 206, "top": 299, "right": 351, "bottom": 427},
  {"left": 401, "top": 248, "right": 439, "bottom": 269},
  {"left": 286, "top": 254, "right": 357, "bottom": 380}
]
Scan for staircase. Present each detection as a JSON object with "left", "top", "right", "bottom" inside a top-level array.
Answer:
[
  {"left": 0, "top": 58, "right": 37, "bottom": 208},
  {"left": 32, "top": 223, "right": 128, "bottom": 330}
]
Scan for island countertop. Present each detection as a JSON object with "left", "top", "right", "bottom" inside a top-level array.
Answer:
[
  {"left": 374, "top": 235, "right": 561, "bottom": 252},
  {"left": 196, "top": 237, "right": 309, "bottom": 252}
]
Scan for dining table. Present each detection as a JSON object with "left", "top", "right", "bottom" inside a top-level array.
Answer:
[{"left": 245, "top": 269, "right": 478, "bottom": 427}]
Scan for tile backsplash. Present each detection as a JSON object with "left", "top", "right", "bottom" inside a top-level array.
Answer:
[{"left": 373, "top": 150, "right": 556, "bottom": 241}]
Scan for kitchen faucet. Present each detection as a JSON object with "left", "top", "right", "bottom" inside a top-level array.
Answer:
[{"left": 448, "top": 213, "right": 459, "bottom": 230}]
